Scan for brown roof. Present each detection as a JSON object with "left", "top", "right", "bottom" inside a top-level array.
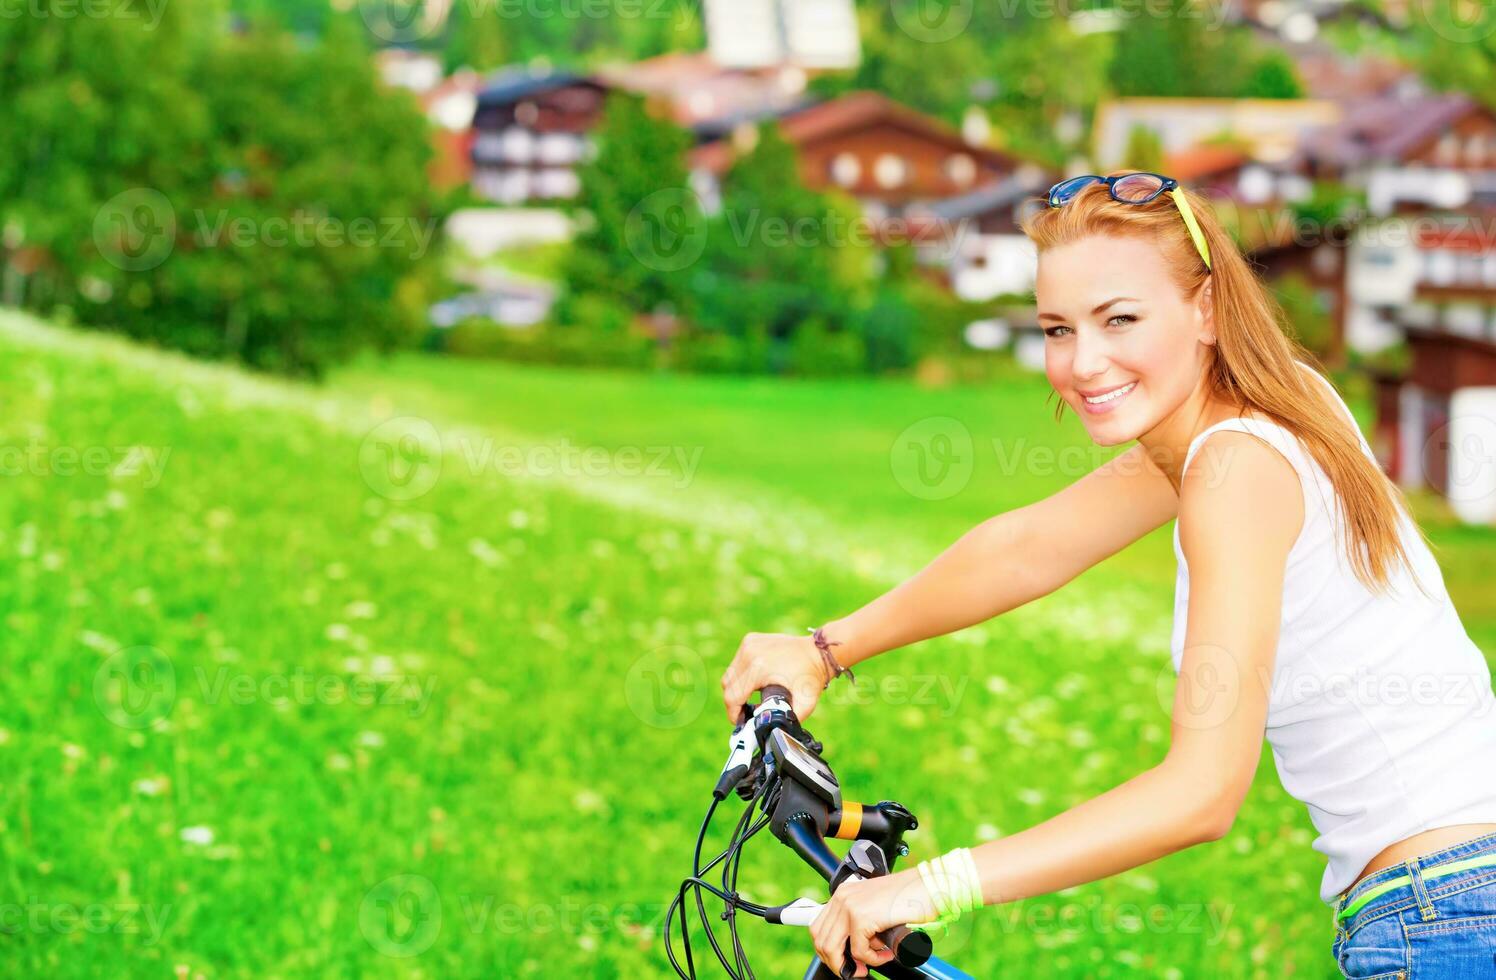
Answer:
[
  {"left": 1292, "top": 88, "right": 1486, "bottom": 171},
  {"left": 1165, "top": 144, "right": 1251, "bottom": 182},
  {"left": 598, "top": 52, "right": 724, "bottom": 94},
  {"left": 690, "top": 91, "right": 1023, "bottom": 175}
]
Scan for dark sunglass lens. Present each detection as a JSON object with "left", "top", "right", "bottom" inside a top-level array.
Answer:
[
  {"left": 1113, "top": 173, "right": 1166, "bottom": 202},
  {"left": 1050, "top": 175, "right": 1100, "bottom": 206}
]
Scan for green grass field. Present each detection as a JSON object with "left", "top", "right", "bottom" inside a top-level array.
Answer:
[{"left": 2, "top": 310, "right": 1492, "bottom": 978}]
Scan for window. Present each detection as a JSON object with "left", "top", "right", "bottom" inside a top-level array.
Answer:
[
  {"left": 829, "top": 152, "right": 861, "bottom": 188},
  {"left": 874, "top": 154, "right": 910, "bottom": 189},
  {"left": 944, "top": 153, "right": 976, "bottom": 188}
]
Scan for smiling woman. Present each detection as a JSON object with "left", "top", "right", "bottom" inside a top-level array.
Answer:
[{"left": 718, "top": 173, "right": 1496, "bottom": 978}]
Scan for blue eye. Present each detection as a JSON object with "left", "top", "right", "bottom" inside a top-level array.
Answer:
[{"left": 1108, "top": 314, "right": 1137, "bottom": 327}]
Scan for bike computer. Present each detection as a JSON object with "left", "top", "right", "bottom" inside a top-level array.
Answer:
[{"left": 769, "top": 728, "right": 840, "bottom": 808}]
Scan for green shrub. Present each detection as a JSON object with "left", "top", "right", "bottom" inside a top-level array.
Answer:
[
  {"left": 445, "top": 321, "right": 655, "bottom": 370},
  {"left": 787, "top": 319, "right": 864, "bottom": 377}
]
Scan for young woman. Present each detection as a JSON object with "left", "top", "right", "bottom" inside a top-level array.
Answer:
[{"left": 718, "top": 172, "right": 1496, "bottom": 978}]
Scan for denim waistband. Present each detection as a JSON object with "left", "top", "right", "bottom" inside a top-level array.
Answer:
[{"left": 1333, "top": 829, "right": 1496, "bottom": 926}]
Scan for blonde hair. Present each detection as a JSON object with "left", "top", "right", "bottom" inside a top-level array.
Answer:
[{"left": 1020, "top": 173, "right": 1430, "bottom": 596}]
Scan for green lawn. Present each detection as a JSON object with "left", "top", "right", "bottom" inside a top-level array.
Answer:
[{"left": 2, "top": 310, "right": 1491, "bottom": 977}]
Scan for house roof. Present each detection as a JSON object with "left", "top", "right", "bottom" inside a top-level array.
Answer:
[
  {"left": 598, "top": 51, "right": 725, "bottom": 94},
  {"left": 1291, "top": 88, "right": 1485, "bottom": 170},
  {"left": 476, "top": 67, "right": 601, "bottom": 108},
  {"left": 690, "top": 90, "right": 1024, "bottom": 175},
  {"left": 599, "top": 52, "right": 812, "bottom": 129},
  {"left": 1165, "top": 143, "right": 1252, "bottom": 182},
  {"left": 917, "top": 173, "right": 1048, "bottom": 223},
  {"left": 1093, "top": 97, "right": 1342, "bottom": 168}
]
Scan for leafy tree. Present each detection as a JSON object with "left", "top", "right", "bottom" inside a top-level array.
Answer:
[
  {"left": 1108, "top": 0, "right": 1302, "bottom": 99},
  {"left": 1241, "top": 49, "right": 1304, "bottom": 99},
  {"left": 1122, "top": 124, "right": 1165, "bottom": 173},
  {"left": 0, "top": 10, "right": 441, "bottom": 377},
  {"left": 560, "top": 91, "right": 699, "bottom": 318},
  {"left": 691, "top": 124, "right": 870, "bottom": 343}
]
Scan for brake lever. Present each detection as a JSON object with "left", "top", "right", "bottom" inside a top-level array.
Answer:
[
  {"left": 714, "top": 707, "right": 758, "bottom": 800},
  {"left": 832, "top": 842, "right": 903, "bottom": 980}
]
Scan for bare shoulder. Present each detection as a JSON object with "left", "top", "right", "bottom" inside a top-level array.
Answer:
[{"left": 1178, "top": 429, "right": 1303, "bottom": 563}]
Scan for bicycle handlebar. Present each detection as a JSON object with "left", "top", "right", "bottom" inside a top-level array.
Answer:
[
  {"left": 780, "top": 818, "right": 933, "bottom": 973},
  {"left": 754, "top": 685, "right": 933, "bottom": 975}
]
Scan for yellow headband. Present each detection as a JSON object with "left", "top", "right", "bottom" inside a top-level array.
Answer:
[{"left": 1169, "top": 188, "right": 1212, "bottom": 271}]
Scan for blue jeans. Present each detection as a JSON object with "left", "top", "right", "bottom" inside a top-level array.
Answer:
[{"left": 1331, "top": 830, "right": 1496, "bottom": 979}]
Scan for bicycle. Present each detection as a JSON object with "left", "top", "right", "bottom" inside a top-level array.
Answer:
[{"left": 666, "top": 684, "right": 976, "bottom": 979}]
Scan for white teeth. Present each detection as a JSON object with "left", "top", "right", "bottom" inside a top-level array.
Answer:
[{"left": 1083, "top": 382, "right": 1136, "bottom": 405}]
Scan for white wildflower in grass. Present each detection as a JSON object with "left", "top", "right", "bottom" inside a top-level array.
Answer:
[
  {"left": 133, "top": 777, "right": 169, "bottom": 797},
  {"left": 507, "top": 509, "right": 530, "bottom": 529},
  {"left": 324, "top": 623, "right": 351, "bottom": 642},
  {"left": 985, "top": 675, "right": 1010, "bottom": 696},
  {"left": 573, "top": 790, "right": 606, "bottom": 814},
  {"left": 78, "top": 630, "right": 118, "bottom": 653},
  {"left": 179, "top": 826, "right": 214, "bottom": 846},
  {"left": 1015, "top": 788, "right": 1045, "bottom": 806},
  {"left": 345, "top": 600, "right": 378, "bottom": 620},
  {"left": 974, "top": 823, "right": 1001, "bottom": 841},
  {"left": 467, "top": 537, "right": 503, "bottom": 567},
  {"left": 61, "top": 743, "right": 85, "bottom": 760},
  {"left": 356, "top": 731, "right": 385, "bottom": 749},
  {"left": 105, "top": 490, "right": 128, "bottom": 510},
  {"left": 1054, "top": 673, "right": 1086, "bottom": 700},
  {"left": 326, "top": 753, "right": 352, "bottom": 771},
  {"left": 1065, "top": 725, "right": 1095, "bottom": 748}
]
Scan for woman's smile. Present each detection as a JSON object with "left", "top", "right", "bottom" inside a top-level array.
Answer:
[{"left": 1079, "top": 380, "right": 1137, "bottom": 415}]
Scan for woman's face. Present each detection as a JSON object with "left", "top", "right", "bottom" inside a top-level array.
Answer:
[{"left": 1034, "top": 234, "right": 1214, "bottom": 447}]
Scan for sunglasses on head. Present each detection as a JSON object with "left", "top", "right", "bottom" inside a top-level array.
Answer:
[{"left": 1046, "top": 172, "right": 1212, "bottom": 272}]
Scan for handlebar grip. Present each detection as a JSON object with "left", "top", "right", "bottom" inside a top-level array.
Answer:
[
  {"left": 838, "top": 924, "right": 931, "bottom": 978},
  {"left": 760, "top": 684, "right": 792, "bottom": 704},
  {"left": 879, "top": 924, "right": 932, "bottom": 967}
]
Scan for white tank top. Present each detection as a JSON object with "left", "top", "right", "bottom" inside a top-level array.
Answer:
[{"left": 1170, "top": 361, "right": 1496, "bottom": 903}]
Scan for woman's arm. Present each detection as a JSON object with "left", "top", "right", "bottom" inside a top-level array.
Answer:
[
  {"left": 811, "top": 431, "right": 1304, "bottom": 976},
  {"left": 825, "top": 441, "right": 1182, "bottom": 668},
  {"left": 721, "top": 442, "right": 1180, "bottom": 721}
]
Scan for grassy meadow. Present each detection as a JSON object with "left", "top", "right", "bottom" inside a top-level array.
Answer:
[{"left": 2, "top": 309, "right": 1492, "bottom": 977}]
